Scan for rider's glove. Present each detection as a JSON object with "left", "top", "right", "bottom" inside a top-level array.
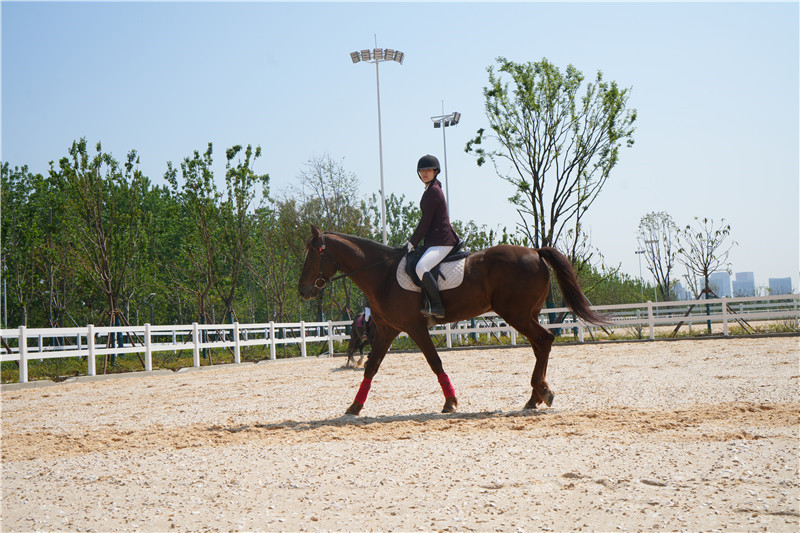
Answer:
[{"left": 405, "top": 241, "right": 414, "bottom": 252}]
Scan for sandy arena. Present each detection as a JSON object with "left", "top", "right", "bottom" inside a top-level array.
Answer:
[{"left": 2, "top": 336, "right": 798, "bottom": 532}]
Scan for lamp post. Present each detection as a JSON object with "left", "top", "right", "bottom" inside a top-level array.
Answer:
[
  {"left": 349, "top": 42, "right": 404, "bottom": 245},
  {"left": 143, "top": 292, "right": 156, "bottom": 325},
  {"left": 431, "top": 108, "right": 461, "bottom": 211},
  {"left": 635, "top": 250, "right": 645, "bottom": 301}
]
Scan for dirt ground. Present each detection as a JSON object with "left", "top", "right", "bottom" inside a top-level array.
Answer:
[{"left": 1, "top": 336, "right": 798, "bottom": 532}]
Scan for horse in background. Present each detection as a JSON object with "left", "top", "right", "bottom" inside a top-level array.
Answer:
[{"left": 345, "top": 313, "right": 375, "bottom": 368}]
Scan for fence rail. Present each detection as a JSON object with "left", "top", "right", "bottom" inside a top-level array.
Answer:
[{"left": 2, "top": 294, "right": 797, "bottom": 383}]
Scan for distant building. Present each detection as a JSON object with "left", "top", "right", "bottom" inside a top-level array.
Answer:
[
  {"left": 732, "top": 272, "right": 755, "bottom": 297},
  {"left": 769, "top": 277, "right": 793, "bottom": 295},
  {"left": 708, "top": 272, "right": 731, "bottom": 298},
  {"left": 673, "top": 281, "right": 693, "bottom": 301}
]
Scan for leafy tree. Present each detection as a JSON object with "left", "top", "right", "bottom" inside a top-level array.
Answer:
[
  {"left": 1, "top": 164, "right": 39, "bottom": 326},
  {"left": 637, "top": 211, "right": 679, "bottom": 301},
  {"left": 164, "top": 143, "right": 220, "bottom": 324},
  {"left": 363, "top": 192, "right": 421, "bottom": 246},
  {"left": 466, "top": 57, "right": 637, "bottom": 271},
  {"left": 214, "top": 144, "right": 269, "bottom": 323},
  {"left": 248, "top": 199, "right": 307, "bottom": 322},
  {"left": 56, "top": 139, "right": 147, "bottom": 325}
]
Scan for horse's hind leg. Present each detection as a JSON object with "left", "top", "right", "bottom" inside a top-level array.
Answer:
[{"left": 498, "top": 311, "right": 555, "bottom": 409}]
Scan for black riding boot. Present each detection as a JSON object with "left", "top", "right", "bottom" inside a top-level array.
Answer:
[{"left": 420, "top": 272, "right": 445, "bottom": 318}]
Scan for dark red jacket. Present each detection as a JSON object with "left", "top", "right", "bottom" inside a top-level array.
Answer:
[{"left": 409, "top": 178, "right": 458, "bottom": 247}]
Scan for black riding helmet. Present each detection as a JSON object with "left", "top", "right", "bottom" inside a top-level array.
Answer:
[{"left": 417, "top": 154, "right": 441, "bottom": 177}]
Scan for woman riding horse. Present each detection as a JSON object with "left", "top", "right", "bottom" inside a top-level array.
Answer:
[
  {"left": 405, "top": 154, "right": 459, "bottom": 319},
  {"left": 299, "top": 225, "right": 607, "bottom": 416}
]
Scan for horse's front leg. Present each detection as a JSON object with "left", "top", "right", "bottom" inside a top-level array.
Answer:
[
  {"left": 345, "top": 325, "right": 398, "bottom": 416},
  {"left": 407, "top": 326, "right": 457, "bottom": 413}
]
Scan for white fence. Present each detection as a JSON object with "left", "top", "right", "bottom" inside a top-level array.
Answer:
[{"left": 1, "top": 294, "right": 797, "bottom": 384}]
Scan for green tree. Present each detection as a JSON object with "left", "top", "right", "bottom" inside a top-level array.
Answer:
[
  {"left": 56, "top": 139, "right": 147, "bottom": 326},
  {"left": 165, "top": 143, "right": 220, "bottom": 324},
  {"left": 215, "top": 144, "right": 269, "bottom": 323},
  {"left": 1, "top": 164, "right": 39, "bottom": 326},
  {"left": 466, "top": 57, "right": 637, "bottom": 270},
  {"left": 362, "top": 192, "right": 420, "bottom": 246}
]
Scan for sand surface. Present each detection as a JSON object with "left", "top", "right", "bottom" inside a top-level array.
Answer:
[{"left": 2, "top": 336, "right": 798, "bottom": 532}]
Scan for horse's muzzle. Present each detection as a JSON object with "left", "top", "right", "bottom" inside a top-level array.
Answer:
[{"left": 298, "top": 284, "right": 319, "bottom": 300}]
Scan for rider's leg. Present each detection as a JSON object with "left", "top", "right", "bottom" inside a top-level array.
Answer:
[{"left": 415, "top": 246, "right": 453, "bottom": 318}]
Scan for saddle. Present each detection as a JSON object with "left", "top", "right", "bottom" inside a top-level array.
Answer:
[{"left": 403, "top": 240, "right": 470, "bottom": 287}]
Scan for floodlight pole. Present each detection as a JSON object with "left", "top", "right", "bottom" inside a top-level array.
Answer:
[
  {"left": 431, "top": 106, "right": 461, "bottom": 212},
  {"left": 374, "top": 57, "right": 387, "bottom": 245},
  {"left": 635, "top": 250, "right": 645, "bottom": 301},
  {"left": 350, "top": 39, "right": 404, "bottom": 245}
]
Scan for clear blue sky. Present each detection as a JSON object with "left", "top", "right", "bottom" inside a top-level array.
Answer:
[{"left": 2, "top": 1, "right": 798, "bottom": 292}]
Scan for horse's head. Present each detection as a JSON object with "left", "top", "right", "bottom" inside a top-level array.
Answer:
[{"left": 298, "top": 225, "right": 338, "bottom": 300}]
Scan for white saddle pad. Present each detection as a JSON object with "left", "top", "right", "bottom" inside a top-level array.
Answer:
[{"left": 396, "top": 256, "right": 467, "bottom": 293}]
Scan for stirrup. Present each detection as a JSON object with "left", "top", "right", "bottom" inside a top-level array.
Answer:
[{"left": 421, "top": 303, "right": 445, "bottom": 319}]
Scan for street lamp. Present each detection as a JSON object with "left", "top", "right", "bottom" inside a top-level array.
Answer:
[
  {"left": 143, "top": 292, "right": 156, "bottom": 325},
  {"left": 349, "top": 43, "right": 405, "bottom": 245},
  {"left": 431, "top": 108, "right": 461, "bottom": 211},
  {"left": 635, "top": 250, "right": 645, "bottom": 301}
]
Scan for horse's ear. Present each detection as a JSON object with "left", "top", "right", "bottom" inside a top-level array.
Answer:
[{"left": 311, "top": 225, "right": 321, "bottom": 239}]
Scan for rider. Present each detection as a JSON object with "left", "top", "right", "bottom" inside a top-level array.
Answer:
[{"left": 405, "top": 155, "right": 458, "bottom": 319}]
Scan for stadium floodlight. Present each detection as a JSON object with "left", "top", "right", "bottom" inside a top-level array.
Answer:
[
  {"left": 348, "top": 42, "right": 405, "bottom": 245},
  {"left": 430, "top": 110, "right": 462, "bottom": 212}
]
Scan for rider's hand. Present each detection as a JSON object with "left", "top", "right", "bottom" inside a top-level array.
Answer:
[{"left": 405, "top": 241, "right": 414, "bottom": 252}]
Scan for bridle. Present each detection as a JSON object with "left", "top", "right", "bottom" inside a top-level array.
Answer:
[{"left": 313, "top": 232, "right": 403, "bottom": 290}]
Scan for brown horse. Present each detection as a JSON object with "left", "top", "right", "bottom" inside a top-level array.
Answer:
[{"left": 299, "top": 226, "right": 606, "bottom": 416}]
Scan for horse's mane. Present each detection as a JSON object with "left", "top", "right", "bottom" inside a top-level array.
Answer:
[{"left": 326, "top": 231, "right": 398, "bottom": 256}]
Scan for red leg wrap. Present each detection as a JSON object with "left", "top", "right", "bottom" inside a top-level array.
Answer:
[
  {"left": 437, "top": 372, "right": 456, "bottom": 399},
  {"left": 354, "top": 378, "right": 372, "bottom": 404}
]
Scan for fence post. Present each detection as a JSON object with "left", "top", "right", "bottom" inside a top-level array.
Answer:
[
  {"left": 327, "top": 320, "right": 334, "bottom": 356},
  {"left": 510, "top": 325, "right": 516, "bottom": 345},
  {"left": 233, "top": 322, "right": 241, "bottom": 364},
  {"left": 647, "top": 301, "right": 655, "bottom": 340},
  {"left": 446, "top": 322, "right": 452, "bottom": 348},
  {"left": 144, "top": 323, "right": 152, "bottom": 371},
  {"left": 269, "top": 321, "right": 276, "bottom": 360},
  {"left": 18, "top": 325, "right": 28, "bottom": 383},
  {"left": 300, "top": 321, "right": 307, "bottom": 358},
  {"left": 578, "top": 321, "right": 585, "bottom": 343},
  {"left": 192, "top": 322, "right": 200, "bottom": 367},
  {"left": 721, "top": 297, "right": 729, "bottom": 336},
  {"left": 87, "top": 324, "right": 96, "bottom": 376}
]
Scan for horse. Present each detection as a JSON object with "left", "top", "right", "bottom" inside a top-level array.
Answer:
[
  {"left": 345, "top": 313, "right": 375, "bottom": 368},
  {"left": 299, "top": 225, "right": 607, "bottom": 416}
]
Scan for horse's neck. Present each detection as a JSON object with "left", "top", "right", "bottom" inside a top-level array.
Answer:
[{"left": 328, "top": 234, "right": 394, "bottom": 287}]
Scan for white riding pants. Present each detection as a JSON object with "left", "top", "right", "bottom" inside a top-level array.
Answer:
[{"left": 415, "top": 245, "right": 454, "bottom": 280}]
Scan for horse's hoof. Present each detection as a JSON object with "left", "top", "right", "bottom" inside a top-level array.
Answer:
[
  {"left": 542, "top": 389, "right": 554, "bottom": 407},
  {"left": 523, "top": 400, "right": 538, "bottom": 410},
  {"left": 442, "top": 397, "right": 458, "bottom": 413},
  {"left": 345, "top": 402, "right": 363, "bottom": 416}
]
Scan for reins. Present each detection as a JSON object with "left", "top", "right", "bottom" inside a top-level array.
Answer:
[{"left": 314, "top": 232, "right": 403, "bottom": 289}]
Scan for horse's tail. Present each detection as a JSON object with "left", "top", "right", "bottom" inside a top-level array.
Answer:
[{"left": 537, "top": 247, "right": 609, "bottom": 326}]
